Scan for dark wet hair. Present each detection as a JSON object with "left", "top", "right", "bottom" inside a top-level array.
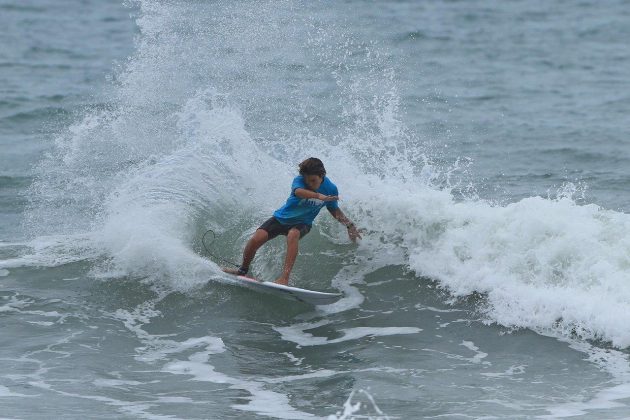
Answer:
[{"left": 298, "top": 157, "right": 326, "bottom": 177}]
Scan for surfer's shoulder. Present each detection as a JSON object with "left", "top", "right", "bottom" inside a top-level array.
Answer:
[{"left": 323, "top": 176, "right": 337, "bottom": 190}]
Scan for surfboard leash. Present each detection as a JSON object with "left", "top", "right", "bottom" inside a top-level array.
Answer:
[{"left": 201, "top": 229, "right": 240, "bottom": 268}]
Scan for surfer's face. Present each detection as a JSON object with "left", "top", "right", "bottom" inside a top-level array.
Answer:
[{"left": 304, "top": 174, "right": 324, "bottom": 191}]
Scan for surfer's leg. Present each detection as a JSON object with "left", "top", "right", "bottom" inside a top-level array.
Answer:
[
  {"left": 239, "top": 229, "right": 269, "bottom": 273},
  {"left": 275, "top": 228, "right": 300, "bottom": 285}
]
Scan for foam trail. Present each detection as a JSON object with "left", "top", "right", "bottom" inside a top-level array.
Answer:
[{"left": 274, "top": 318, "right": 421, "bottom": 347}]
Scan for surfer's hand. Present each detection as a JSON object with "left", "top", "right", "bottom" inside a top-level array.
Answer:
[
  {"left": 318, "top": 194, "right": 339, "bottom": 202},
  {"left": 347, "top": 224, "right": 362, "bottom": 242}
]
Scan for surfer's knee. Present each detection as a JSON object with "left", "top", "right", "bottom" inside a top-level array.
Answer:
[
  {"left": 253, "top": 229, "right": 269, "bottom": 243},
  {"left": 287, "top": 228, "right": 300, "bottom": 241}
]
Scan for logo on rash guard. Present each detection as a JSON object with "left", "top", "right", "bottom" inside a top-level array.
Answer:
[{"left": 299, "top": 198, "right": 324, "bottom": 207}]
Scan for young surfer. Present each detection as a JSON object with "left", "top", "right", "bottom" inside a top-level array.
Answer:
[{"left": 223, "top": 157, "right": 361, "bottom": 285}]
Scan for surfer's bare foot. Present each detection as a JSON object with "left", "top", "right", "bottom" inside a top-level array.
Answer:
[
  {"left": 274, "top": 276, "right": 289, "bottom": 286},
  {"left": 222, "top": 267, "right": 246, "bottom": 275}
]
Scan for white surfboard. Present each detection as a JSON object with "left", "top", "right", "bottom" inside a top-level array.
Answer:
[{"left": 225, "top": 273, "right": 342, "bottom": 306}]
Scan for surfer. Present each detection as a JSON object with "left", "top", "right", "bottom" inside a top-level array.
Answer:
[{"left": 223, "top": 157, "right": 361, "bottom": 285}]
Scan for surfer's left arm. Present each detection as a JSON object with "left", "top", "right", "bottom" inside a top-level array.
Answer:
[{"left": 328, "top": 208, "right": 362, "bottom": 242}]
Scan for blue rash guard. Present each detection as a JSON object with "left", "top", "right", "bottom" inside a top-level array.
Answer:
[{"left": 272, "top": 175, "right": 339, "bottom": 226}]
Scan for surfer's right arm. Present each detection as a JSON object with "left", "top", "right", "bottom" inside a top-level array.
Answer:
[{"left": 294, "top": 188, "right": 338, "bottom": 202}]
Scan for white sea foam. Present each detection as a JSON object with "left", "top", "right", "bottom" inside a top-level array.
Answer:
[
  {"left": 536, "top": 335, "right": 630, "bottom": 417},
  {"left": 92, "top": 379, "right": 144, "bottom": 388},
  {"left": 541, "top": 383, "right": 630, "bottom": 418},
  {"left": 460, "top": 341, "right": 489, "bottom": 365},
  {"left": 274, "top": 319, "right": 421, "bottom": 347},
  {"left": 87, "top": 87, "right": 290, "bottom": 291},
  {"left": 0, "top": 234, "right": 96, "bottom": 270},
  {"left": 343, "top": 177, "right": 630, "bottom": 349},
  {"left": 481, "top": 365, "right": 526, "bottom": 379},
  {"left": 327, "top": 389, "right": 389, "bottom": 420},
  {"left": 110, "top": 298, "right": 317, "bottom": 419},
  {"left": 0, "top": 385, "right": 30, "bottom": 398}
]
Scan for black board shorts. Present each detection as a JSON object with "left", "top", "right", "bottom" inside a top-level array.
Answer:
[{"left": 258, "top": 216, "right": 311, "bottom": 240}]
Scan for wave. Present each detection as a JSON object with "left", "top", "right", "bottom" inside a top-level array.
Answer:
[
  {"left": 352, "top": 180, "right": 630, "bottom": 348},
  {"left": 14, "top": 0, "right": 630, "bottom": 350}
]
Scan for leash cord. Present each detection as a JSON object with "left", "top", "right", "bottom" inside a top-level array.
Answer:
[{"left": 201, "top": 229, "right": 240, "bottom": 268}]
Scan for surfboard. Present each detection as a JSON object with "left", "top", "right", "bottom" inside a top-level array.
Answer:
[{"left": 223, "top": 272, "right": 342, "bottom": 306}]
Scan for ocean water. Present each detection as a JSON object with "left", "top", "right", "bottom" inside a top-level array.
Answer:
[{"left": 1, "top": 0, "right": 630, "bottom": 418}]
